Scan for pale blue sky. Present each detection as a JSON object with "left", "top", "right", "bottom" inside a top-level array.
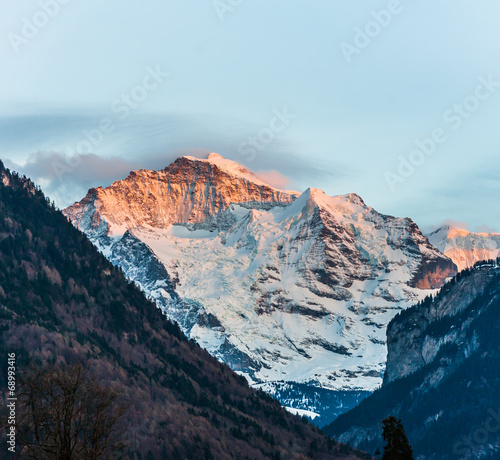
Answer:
[{"left": 1, "top": 1, "right": 500, "bottom": 231}]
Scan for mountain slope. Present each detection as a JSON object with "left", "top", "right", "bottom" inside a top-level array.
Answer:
[
  {"left": 64, "top": 153, "right": 457, "bottom": 424},
  {"left": 325, "top": 259, "right": 500, "bottom": 459},
  {"left": 427, "top": 225, "right": 500, "bottom": 271},
  {"left": 0, "top": 161, "right": 369, "bottom": 460}
]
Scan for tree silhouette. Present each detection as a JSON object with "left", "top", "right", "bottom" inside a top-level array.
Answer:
[
  {"left": 16, "top": 363, "right": 128, "bottom": 460},
  {"left": 382, "top": 415, "right": 413, "bottom": 460}
]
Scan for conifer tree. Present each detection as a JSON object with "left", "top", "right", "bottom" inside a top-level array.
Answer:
[{"left": 381, "top": 415, "right": 414, "bottom": 460}]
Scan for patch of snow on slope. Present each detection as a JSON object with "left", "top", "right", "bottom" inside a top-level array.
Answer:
[{"left": 285, "top": 407, "right": 320, "bottom": 420}]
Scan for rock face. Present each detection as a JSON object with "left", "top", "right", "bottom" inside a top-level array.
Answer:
[
  {"left": 427, "top": 225, "right": 500, "bottom": 271},
  {"left": 66, "top": 153, "right": 297, "bottom": 241},
  {"left": 325, "top": 259, "right": 500, "bottom": 459},
  {"left": 384, "top": 264, "right": 492, "bottom": 384},
  {"left": 64, "top": 153, "right": 456, "bottom": 424}
]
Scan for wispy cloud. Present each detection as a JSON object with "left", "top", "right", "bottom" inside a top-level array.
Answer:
[
  {"left": 255, "top": 170, "right": 293, "bottom": 191},
  {"left": 1, "top": 111, "right": 340, "bottom": 208}
]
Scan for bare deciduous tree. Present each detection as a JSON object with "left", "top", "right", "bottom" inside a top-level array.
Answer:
[{"left": 16, "top": 363, "right": 128, "bottom": 460}]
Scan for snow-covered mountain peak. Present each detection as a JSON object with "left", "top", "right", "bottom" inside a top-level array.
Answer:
[
  {"left": 281, "top": 187, "right": 320, "bottom": 219},
  {"left": 428, "top": 225, "right": 500, "bottom": 271},
  {"left": 428, "top": 225, "right": 468, "bottom": 240},
  {"left": 433, "top": 225, "right": 499, "bottom": 240},
  {"left": 291, "top": 189, "right": 375, "bottom": 227},
  {"left": 346, "top": 193, "right": 365, "bottom": 206},
  {"left": 303, "top": 187, "right": 328, "bottom": 205},
  {"left": 294, "top": 188, "right": 366, "bottom": 213},
  {"left": 207, "top": 152, "right": 224, "bottom": 160},
  {"left": 64, "top": 153, "right": 457, "bottom": 416},
  {"left": 180, "top": 152, "right": 299, "bottom": 195}
]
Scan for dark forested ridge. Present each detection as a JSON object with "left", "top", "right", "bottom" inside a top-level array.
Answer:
[
  {"left": 0, "top": 161, "right": 370, "bottom": 459},
  {"left": 325, "top": 261, "right": 500, "bottom": 459}
]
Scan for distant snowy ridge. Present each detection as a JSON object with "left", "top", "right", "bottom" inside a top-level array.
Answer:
[{"left": 427, "top": 225, "right": 500, "bottom": 271}]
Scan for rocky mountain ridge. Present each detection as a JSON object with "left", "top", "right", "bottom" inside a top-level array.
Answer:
[{"left": 64, "top": 153, "right": 457, "bottom": 424}]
